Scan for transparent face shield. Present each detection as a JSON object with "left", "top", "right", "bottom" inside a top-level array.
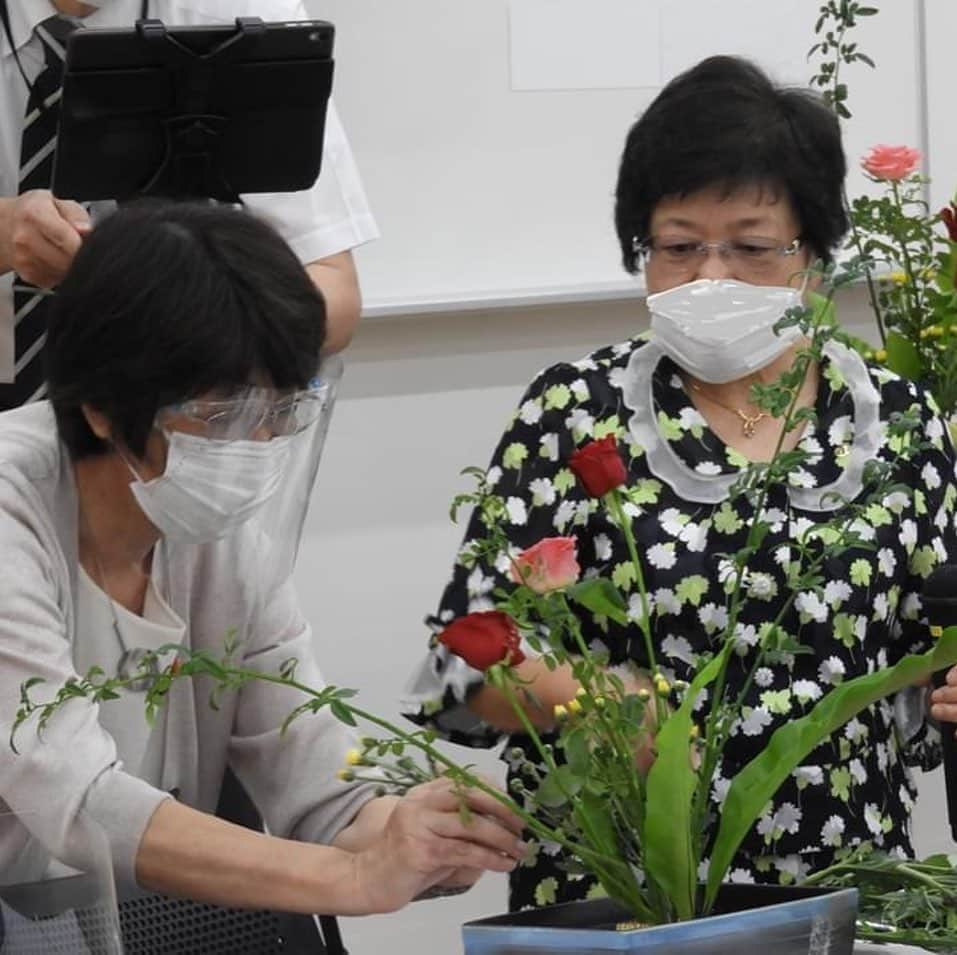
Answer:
[
  {"left": 136, "top": 355, "right": 344, "bottom": 604},
  {"left": 82, "top": 359, "right": 345, "bottom": 810}
]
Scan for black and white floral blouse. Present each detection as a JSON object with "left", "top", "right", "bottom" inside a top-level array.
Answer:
[{"left": 404, "top": 326, "right": 957, "bottom": 912}]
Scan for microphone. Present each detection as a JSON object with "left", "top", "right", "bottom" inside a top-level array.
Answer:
[{"left": 921, "top": 565, "right": 957, "bottom": 843}]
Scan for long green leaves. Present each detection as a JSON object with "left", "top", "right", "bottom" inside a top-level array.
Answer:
[
  {"left": 643, "top": 644, "right": 733, "bottom": 920},
  {"left": 705, "top": 625, "right": 957, "bottom": 908}
]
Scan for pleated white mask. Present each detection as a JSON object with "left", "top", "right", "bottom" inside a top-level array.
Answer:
[
  {"left": 648, "top": 279, "right": 805, "bottom": 384},
  {"left": 127, "top": 432, "right": 290, "bottom": 543}
]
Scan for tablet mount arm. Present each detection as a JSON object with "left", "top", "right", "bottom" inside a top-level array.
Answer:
[{"left": 134, "top": 16, "right": 267, "bottom": 203}]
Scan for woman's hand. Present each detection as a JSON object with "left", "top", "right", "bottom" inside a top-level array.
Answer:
[
  {"left": 351, "top": 778, "right": 525, "bottom": 913},
  {"left": 930, "top": 664, "right": 957, "bottom": 731}
]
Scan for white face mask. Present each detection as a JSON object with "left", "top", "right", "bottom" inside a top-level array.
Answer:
[
  {"left": 127, "top": 431, "right": 291, "bottom": 543},
  {"left": 647, "top": 279, "right": 805, "bottom": 384}
]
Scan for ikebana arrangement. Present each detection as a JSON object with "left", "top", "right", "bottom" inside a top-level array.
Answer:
[
  {"left": 13, "top": 271, "right": 957, "bottom": 950},
  {"left": 10, "top": 4, "right": 957, "bottom": 953},
  {"left": 809, "top": 1, "right": 957, "bottom": 420}
]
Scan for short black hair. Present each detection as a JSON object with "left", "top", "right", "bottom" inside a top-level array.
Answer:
[
  {"left": 47, "top": 200, "right": 325, "bottom": 459},
  {"left": 615, "top": 55, "right": 848, "bottom": 272}
]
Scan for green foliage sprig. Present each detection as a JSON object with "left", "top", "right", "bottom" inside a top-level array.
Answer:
[
  {"left": 808, "top": 1, "right": 878, "bottom": 119},
  {"left": 806, "top": 845, "right": 957, "bottom": 952}
]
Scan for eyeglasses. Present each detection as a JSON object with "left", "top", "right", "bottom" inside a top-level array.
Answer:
[
  {"left": 634, "top": 235, "right": 803, "bottom": 277},
  {"left": 158, "top": 379, "right": 329, "bottom": 441}
]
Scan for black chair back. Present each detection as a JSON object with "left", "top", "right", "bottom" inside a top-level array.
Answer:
[{"left": 113, "top": 770, "right": 348, "bottom": 954}]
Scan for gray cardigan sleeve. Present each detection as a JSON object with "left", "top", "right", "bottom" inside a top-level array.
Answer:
[
  {"left": 225, "top": 572, "right": 379, "bottom": 845},
  {"left": 0, "top": 486, "right": 170, "bottom": 891}
]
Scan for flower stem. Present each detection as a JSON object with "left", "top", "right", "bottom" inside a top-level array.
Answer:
[
  {"left": 606, "top": 488, "right": 656, "bottom": 675},
  {"left": 212, "top": 663, "right": 604, "bottom": 861},
  {"left": 844, "top": 186, "right": 888, "bottom": 347}
]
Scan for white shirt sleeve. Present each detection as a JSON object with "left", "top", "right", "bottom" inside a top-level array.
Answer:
[{"left": 242, "top": 99, "right": 380, "bottom": 264}]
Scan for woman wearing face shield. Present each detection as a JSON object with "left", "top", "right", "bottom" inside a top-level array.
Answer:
[
  {"left": 0, "top": 200, "right": 524, "bottom": 918},
  {"left": 405, "top": 55, "right": 957, "bottom": 910}
]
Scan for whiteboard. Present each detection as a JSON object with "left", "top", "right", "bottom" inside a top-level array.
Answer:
[{"left": 308, "top": 0, "right": 930, "bottom": 316}]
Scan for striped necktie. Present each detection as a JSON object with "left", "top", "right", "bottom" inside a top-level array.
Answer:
[{"left": 0, "top": 15, "right": 77, "bottom": 411}]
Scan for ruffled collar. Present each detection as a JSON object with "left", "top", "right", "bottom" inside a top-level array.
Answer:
[{"left": 621, "top": 339, "right": 881, "bottom": 511}]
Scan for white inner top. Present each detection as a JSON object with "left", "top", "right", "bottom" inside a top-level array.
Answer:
[{"left": 74, "top": 564, "right": 186, "bottom": 785}]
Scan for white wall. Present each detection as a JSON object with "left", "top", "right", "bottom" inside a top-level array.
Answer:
[
  {"left": 310, "top": 0, "right": 929, "bottom": 313},
  {"left": 293, "top": 287, "right": 957, "bottom": 955}
]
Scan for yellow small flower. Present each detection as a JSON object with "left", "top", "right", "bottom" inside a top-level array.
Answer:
[
  {"left": 553, "top": 704, "right": 568, "bottom": 721},
  {"left": 873, "top": 349, "right": 887, "bottom": 363},
  {"left": 637, "top": 688, "right": 651, "bottom": 702},
  {"left": 883, "top": 270, "right": 908, "bottom": 285},
  {"left": 345, "top": 748, "right": 363, "bottom": 766},
  {"left": 567, "top": 698, "right": 583, "bottom": 715},
  {"left": 655, "top": 678, "right": 671, "bottom": 697},
  {"left": 337, "top": 769, "right": 355, "bottom": 782},
  {"left": 689, "top": 724, "right": 700, "bottom": 740},
  {"left": 931, "top": 325, "right": 945, "bottom": 338},
  {"left": 594, "top": 696, "right": 607, "bottom": 709},
  {"left": 576, "top": 687, "right": 588, "bottom": 699}
]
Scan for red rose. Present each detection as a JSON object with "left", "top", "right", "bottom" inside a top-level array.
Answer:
[
  {"left": 510, "top": 537, "right": 581, "bottom": 594},
  {"left": 941, "top": 203, "right": 957, "bottom": 243},
  {"left": 438, "top": 611, "right": 525, "bottom": 671},
  {"left": 569, "top": 436, "right": 628, "bottom": 498}
]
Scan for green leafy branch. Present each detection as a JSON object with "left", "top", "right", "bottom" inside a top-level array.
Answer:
[
  {"left": 808, "top": 1, "right": 877, "bottom": 120},
  {"left": 12, "top": 644, "right": 643, "bottom": 908},
  {"left": 805, "top": 845, "right": 957, "bottom": 952}
]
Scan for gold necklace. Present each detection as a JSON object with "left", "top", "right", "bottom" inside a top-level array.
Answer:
[{"left": 687, "top": 379, "right": 769, "bottom": 439}]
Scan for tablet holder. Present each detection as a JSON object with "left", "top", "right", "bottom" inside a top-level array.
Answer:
[{"left": 53, "top": 17, "right": 334, "bottom": 203}]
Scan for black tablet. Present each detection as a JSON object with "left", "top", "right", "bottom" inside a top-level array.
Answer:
[{"left": 52, "top": 17, "right": 335, "bottom": 202}]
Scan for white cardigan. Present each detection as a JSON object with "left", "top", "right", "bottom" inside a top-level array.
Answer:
[{"left": 0, "top": 403, "right": 375, "bottom": 893}]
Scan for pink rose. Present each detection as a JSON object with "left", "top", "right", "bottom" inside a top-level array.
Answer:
[
  {"left": 861, "top": 144, "right": 922, "bottom": 181},
  {"left": 510, "top": 537, "right": 581, "bottom": 594}
]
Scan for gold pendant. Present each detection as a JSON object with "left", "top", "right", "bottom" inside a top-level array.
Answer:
[{"left": 737, "top": 412, "right": 765, "bottom": 438}]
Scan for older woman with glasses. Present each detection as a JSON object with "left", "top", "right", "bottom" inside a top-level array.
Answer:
[
  {"left": 0, "top": 200, "right": 524, "bottom": 918},
  {"left": 406, "top": 55, "right": 957, "bottom": 911}
]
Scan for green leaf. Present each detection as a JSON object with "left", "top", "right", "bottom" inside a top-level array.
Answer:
[
  {"left": 562, "top": 725, "right": 592, "bottom": 776},
  {"left": 644, "top": 643, "right": 733, "bottom": 921},
  {"left": 884, "top": 330, "right": 923, "bottom": 381},
  {"left": 329, "top": 701, "right": 357, "bottom": 727},
  {"left": 571, "top": 787, "right": 652, "bottom": 918},
  {"left": 705, "top": 625, "right": 957, "bottom": 908},
  {"left": 567, "top": 579, "right": 630, "bottom": 626},
  {"left": 536, "top": 765, "right": 582, "bottom": 808}
]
